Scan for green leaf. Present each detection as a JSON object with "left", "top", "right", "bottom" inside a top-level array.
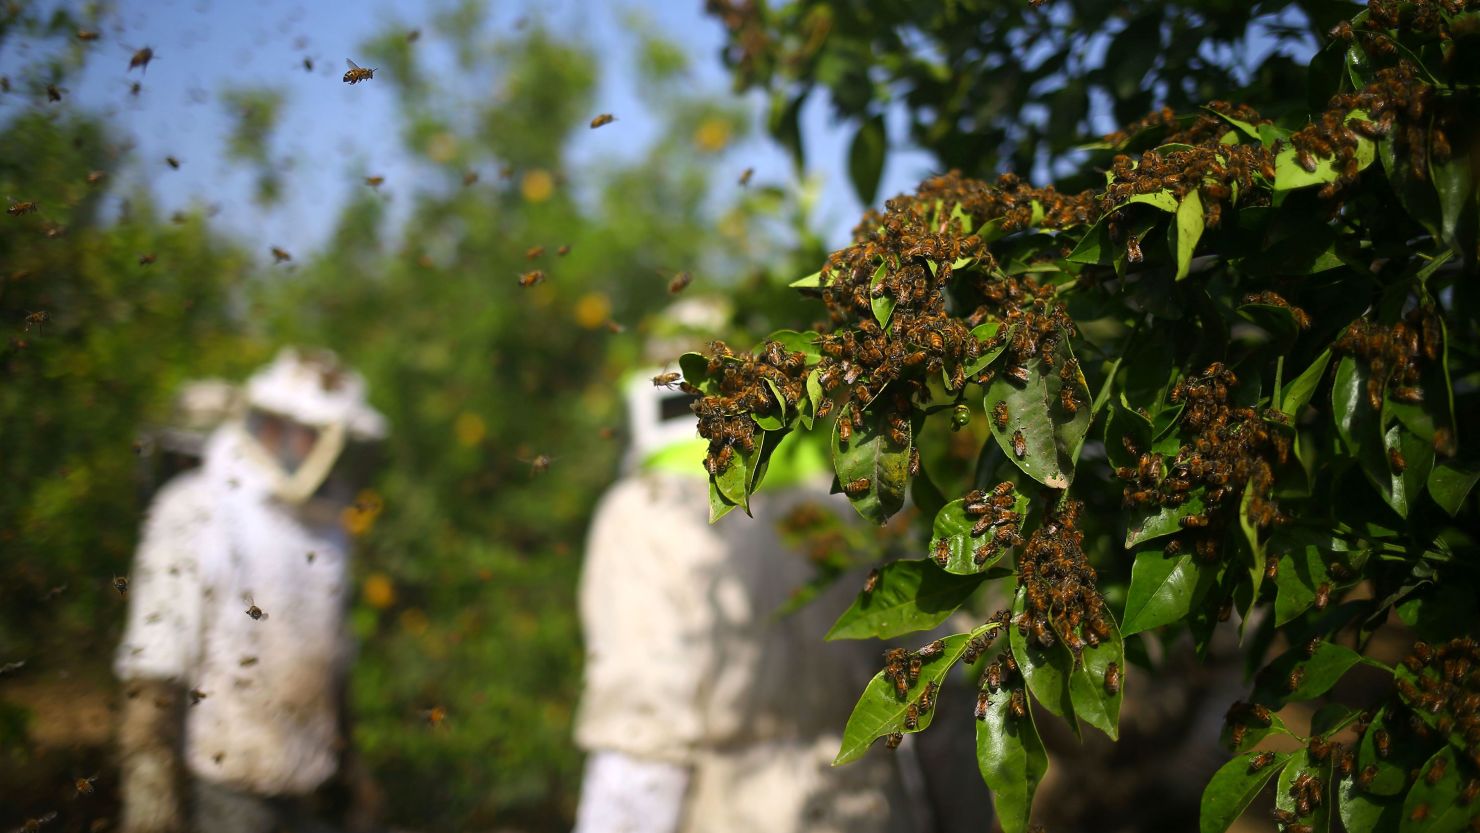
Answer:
[
  {"left": 766, "top": 329, "right": 821, "bottom": 363},
  {"left": 1122, "top": 547, "right": 1215, "bottom": 635},
  {"left": 708, "top": 478, "right": 740, "bottom": 523},
  {"left": 1010, "top": 586, "right": 1077, "bottom": 729},
  {"left": 1338, "top": 774, "right": 1403, "bottom": 833},
  {"left": 1282, "top": 349, "right": 1332, "bottom": 417},
  {"left": 1333, "top": 355, "right": 1407, "bottom": 517},
  {"left": 1199, "top": 750, "right": 1292, "bottom": 833},
  {"left": 848, "top": 114, "right": 887, "bottom": 206},
  {"left": 1272, "top": 527, "right": 1334, "bottom": 626},
  {"left": 928, "top": 495, "right": 1028, "bottom": 575},
  {"left": 1220, "top": 711, "right": 1291, "bottom": 754},
  {"left": 679, "top": 351, "right": 721, "bottom": 396},
  {"left": 1430, "top": 138, "right": 1479, "bottom": 258},
  {"left": 1204, "top": 107, "right": 1260, "bottom": 142},
  {"left": 825, "top": 560, "right": 990, "bottom": 641},
  {"left": 1124, "top": 489, "right": 1207, "bottom": 549},
  {"left": 712, "top": 441, "right": 752, "bottom": 510},
  {"left": 1067, "top": 609, "right": 1124, "bottom": 740},
  {"left": 1067, "top": 216, "right": 1113, "bottom": 265},
  {"left": 832, "top": 405, "right": 910, "bottom": 525},
  {"left": 789, "top": 270, "right": 822, "bottom": 288},
  {"left": 1104, "top": 402, "right": 1154, "bottom": 470},
  {"left": 1274, "top": 751, "right": 1333, "bottom": 833},
  {"left": 752, "top": 379, "right": 787, "bottom": 430},
  {"left": 1125, "top": 190, "right": 1179, "bottom": 212},
  {"left": 964, "top": 322, "right": 1005, "bottom": 376},
  {"left": 1357, "top": 706, "right": 1435, "bottom": 797},
  {"left": 1400, "top": 746, "right": 1470, "bottom": 833},
  {"left": 1274, "top": 112, "right": 1376, "bottom": 191},
  {"left": 1237, "top": 483, "right": 1266, "bottom": 628},
  {"left": 1252, "top": 641, "right": 1364, "bottom": 709},
  {"left": 1173, "top": 188, "right": 1204, "bottom": 281},
  {"left": 976, "top": 673, "right": 1050, "bottom": 833},
  {"left": 798, "top": 369, "right": 821, "bottom": 430},
  {"left": 1427, "top": 459, "right": 1479, "bottom": 516},
  {"left": 986, "top": 333, "right": 1091, "bottom": 489},
  {"left": 870, "top": 261, "right": 896, "bottom": 327},
  {"left": 834, "top": 627, "right": 990, "bottom": 765}
]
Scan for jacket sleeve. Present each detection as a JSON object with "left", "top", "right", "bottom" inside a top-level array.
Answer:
[
  {"left": 572, "top": 475, "right": 724, "bottom": 765},
  {"left": 114, "top": 473, "right": 209, "bottom": 684}
]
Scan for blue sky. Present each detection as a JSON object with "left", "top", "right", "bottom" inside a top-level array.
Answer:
[{"left": 0, "top": 0, "right": 936, "bottom": 260}]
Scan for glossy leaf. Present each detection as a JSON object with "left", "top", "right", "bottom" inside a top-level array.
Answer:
[
  {"left": 834, "top": 628, "right": 987, "bottom": 765},
  {"left": 1333, "top": 355, "right": 1407, "bottom": 517},
  {"left": 1122, "top": 547, "right": 1215, "bottom": 635},
  {"left": 679, "top": 351, "right": 721, "bottom": 396},
  {"left": 976, "top": 672, "right": 1049, "bottom": 833},
  {"left": 832, "top": 405, "right": 910, "bottom": 525},
  {"left": 964, "top": 322, "right": 1005, "bottom": 376},
  {"left": 870, "top": 261, "right": 895, "bottom": 327},
  {"left": 1338, "top": 775, "right": 1403, "bottom": 833},
  {"left": 1067, "top": 609, "right": 1124, "bottom": 740},
  {"left": 1400, "top": 746, "right": 1469, "bottom": 833},
  {"left": 1272, "top": 527, "right": 1334, "bottom": 626},
  {"left": 1125, "top": 489, "right": 1207, "bottom": 548},
  {"left": 1357, "top": 706, "right": 1437, "bottom": 796},
  {"left": 1273, "top": 111, "right": 1375, "bottom": 191},
  {"left": 928, "top": 495, "right": 1028, "bottom": 575},
  {"left": 1251, "top": 640, "right": 1365, "bottom": 709},
  {"left": 986, "top": 333, "right": 1092, "bottom": 489},
  {"left": 826, "top": 560, "right": 990, "bottom": 641},
  {"left": 1011, "top": 586, "right": 1076, "bottom": 728},
  {"left": 1173, "top": 188, "right": 1204, "bottom": 280},
  {"left": 1281, "top": 348, "right": 1332, "bottom": 417},
  {"left": 1199, "top": 750, "right": 1292, "bottom": 833},
  {"left": 1273, "top": 751, "right": 1333, "bottom": 833}
]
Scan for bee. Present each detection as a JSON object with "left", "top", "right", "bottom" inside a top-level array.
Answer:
[
  {"left": 365, "top": 175, "right": 384, "bottom": 188},
  {"left": 459, "top": 170, "right": 479, "bottom": 187},
  {"left": 907, "top": 656, "right": 922, "bottom": 686},
  {"left": 884, "top": 732, "right": 904, "bottom": 750},
  {"left": 1313, "top": 582, "right": 1331, "bottom": 611},
  {"left": 15, "top": 812, "right": 57, "bottom": 832},
  {"left": 129, "top": 81, "right": 141, "bottom": 96},
  {"left": 44, "top": 83, "right": 62, "bottom": 102},
  {"left": 270, "top": 246, "right": 292, "bottom": 263},
  {"left": 1010, "top": 430, "right": 1027, "bottom": 459},
  {"left": 85, "top": 170, "right": 106, "bottom": 185},
  {"left": 1248, "top": 751, "right": 1275, "bottom": 772},
  {"left": 239, "top": 656, "right": 258, "bottom": 667},
  {"left": 189, "top": 688, "right": 208, "bottom": 705},
  {"left": 8, "top": 198, "right": 38, "bottom": 217},
  {"left": 843, "top": 478, "right": 872, "bottom": 497},
  {"left": 1388, "top": 447, "right": 1406, "bottom": 473},
  {"left": 908, "top": 447, "right": 921, "bottom": 477},
  {"left": 23, "top": 310, "right": 48, "bottom": 333},
  {"left": 525, "top": 245, "right": 545, "bottom": 260},
  {"left": 1374, "top": 729, "right": 1391, "bottom": 758},
  {"left": 903, "top": 703, "right": 920, "bottom": 730},
  {"left": 1009, "top": 688, "right": 1027, "bottom": 719},
  {"left": 932, "top": 538, "right": 950, "bottom": 566},
  {"left": 1104, "top": 661, "right": 1121, "bottom": 695},
  {"left": 112, "top": 574, "right": 129, "bottom": 596},
  {"left": 1425, "top": 756, "right": 1446, "bottom": 785},
  {"left": 973, "top": 545, "right": 992, "bottom": 565},
  {"left": 589, "top": 113, "right": 617, "bottom": 129},
  {"left": 518, "top": 270, "right": 545, "bottom": 287},
  {"left": 244, "top": 595, "right": 267, "bottom": 621},
  {"left": 302, "top": 56, "right": 315, "bottom": 72},
  {"left": 738, "top": 167, "right": 754, "bottom": 186},
  {"left": 1309, "top": 736, "right": 1332, "bottom": 761},
  {"left": 138, "top": 253, "right": 156, "bottom": 266},
  {"left": 652, "top": 372, "right": 682, "bottom": 389},
  {"left": 1006, "top": 364, "right": 1030, "bottom": 385},
  {"left": 1059, "top": 385, "right": 1078, "bottom": 414},
  {"left": 76, "top": 29, "right": 99, "bottom": 41},
  {"left": 838, "top": 416, "right": 852, "bottom": 445},
  {"left": 343, "top": 59, "right": 376, "bottom": 84},
  {"left": 604, "top": 319, "right": 625, "bottom": 334},
  {"left": 668, "top": 271, "right": 693, "bottom": 294},
  {"left": 1287, "top": 665, "right": 1305, "bottom": 692},
  {"left": 406, "top": 28, "right": 421, "bottom": 43},
  {"left": 528, "top": 453, "right": 553, "bottom": 475},
  {"left": 1264, "top": 554, "right": 1279, "bottom": 581},
  {"left": 1459, "top": 777, "right": 1479, "bottom": 805},
  {"left": 129, "top": 46, "right": 155, "bottom": 72},
  {"left": 1409, "top": 803, "right": 1429, "bottom": 822},
  {"left": 984, "top": 661, "right": 1003, "bottom": 692},
  {"left": 557, "top": 244, "right": 571, "bottom": 256},
  {"left": 423, "top": 705, "right": 447, "bottom": 728},
  {"left": 993, "top": 401, "right": 1009, "bottom": 429},
  {"left": 975, "top": 691, "right": 991, "bottom": 720},
  {"left": 863, "top": 568, "right": 880, "bottom": 594},
  {"left": 1304, "top": 636, "right": 1321, "bottom": 657}
]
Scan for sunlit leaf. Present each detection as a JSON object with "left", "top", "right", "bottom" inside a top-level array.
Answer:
[{"left": 825, "top": 560, "right": 990, "bottom": 641}]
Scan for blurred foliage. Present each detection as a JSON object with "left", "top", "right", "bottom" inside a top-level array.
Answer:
[
  {"left": 0, "top": 8, "right": 814, "bottom": 832},
  {"left": 706, "top": 0, "right": 1360, "bottom": 196}
]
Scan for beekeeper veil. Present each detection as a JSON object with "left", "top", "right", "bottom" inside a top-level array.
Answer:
[{"left": 236, "top": 348, "right": 388, "bottom": 505}]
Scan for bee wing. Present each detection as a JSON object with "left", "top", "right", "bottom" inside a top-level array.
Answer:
[{"left": 346, "top": 59, "right": 361, "bottom": 70}]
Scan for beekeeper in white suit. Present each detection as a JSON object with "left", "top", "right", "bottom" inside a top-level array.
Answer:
[
  {"left": 572, "top": 302, "right": 990, "bottom": 833},
  {"left": 115, "top": 348, "right": 386, "bottom": 833}
]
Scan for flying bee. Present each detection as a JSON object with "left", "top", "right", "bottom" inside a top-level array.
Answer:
[
  {"left": 302, "top": 56, "right": 315, "bottom": 72},
  {"left": 667, "top": 271, "right": 693, "bottom": 294},
  {"left": 651, "top": 371, "right": 682, "bottom": 389},
  {"left": 244, "top": 595, "right": 267, "bottom": 621},
  {"left": 7, "top": 198, "right": 38, "bottom": 217},
  {"left": 843, "top": 478, "right": 872, "bottom": 497},
  {"left": 47, "top": 84, "right": 63, "bottom": 102},
  {"left": 165, "top": 156, "right": 180, "bottom": 169},
  {"left": 129, "top": 80, "right": 142, "bottom": 96},
  {"left": 189, "top": 688, "right": 209, "bottom": 705},
  {"left": 76, "top": 29, "right": 99, "bottom": 41},
  {"left": 423, "top": 705, "right": 447, "bottom": 728},
  {"left": 518, "top": 270, "right": 545, "bottom": 287},
  {"left": 365, "top": 175, "right": 384, "bottom": 188},
  {"left": 23, "top": 311, "right": 48, "bottom": 333},
  {"left": 993, "top": 401, "right": 1009, "bottom": 429},
  {"left": 590, "top": 113, "right": 616, "bottom": 129},
  {"left": 1010, "top": 430, "right": 1027, "bottom": 459},
  {"left": 129, "top": 46, "right": 155, "bottom": 72},
  {"left": 525, "top": 245, "right": 545, "bottom": 260},
  {"left": 1104, "top": 661, "right": 1121, "bottom": 695},
  {"left": 343, "top": 59, "right": 376, "bottom": 84},
  {"left": 138, "top": 253, "right": 156, "bottom": 266},
  {"left": 557, "top": 244, "right": 571, "bottom": 256},
  {"left": 112, "top": 574, "right": 129, "bottom": 596},
  {"left": 738, "top": 167, "right": 754, "bottom": 186},
  {"left": 239, "top": 656, "right": 258, "bottom": 667},
  {"left": 863, "top": 568, "right": 880, "bottom": 594},
  {"left": 85, "top": 170, "right": 106, "bottom": 185},
  {"left": 270, "top": 246, "right": 291, "bottom": 263}
]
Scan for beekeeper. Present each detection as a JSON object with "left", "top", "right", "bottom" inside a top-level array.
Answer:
[
  {"left": 115, "top": 348, "right": 386, "bottom": 833},
  {"left": 571, "top": 302, "right": 989, "bottom": 833}
]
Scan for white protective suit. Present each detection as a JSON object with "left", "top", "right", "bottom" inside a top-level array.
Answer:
[
  {"left": 571, "top": 374, "right": 920, "bottom": 833},
  {"left": 115, "top": 349, "right": 386, "bottom": 833}
]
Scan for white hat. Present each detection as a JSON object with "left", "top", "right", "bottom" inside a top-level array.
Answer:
[{"left": 245, "top": 348, "right": 387, "bottom": 442}]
